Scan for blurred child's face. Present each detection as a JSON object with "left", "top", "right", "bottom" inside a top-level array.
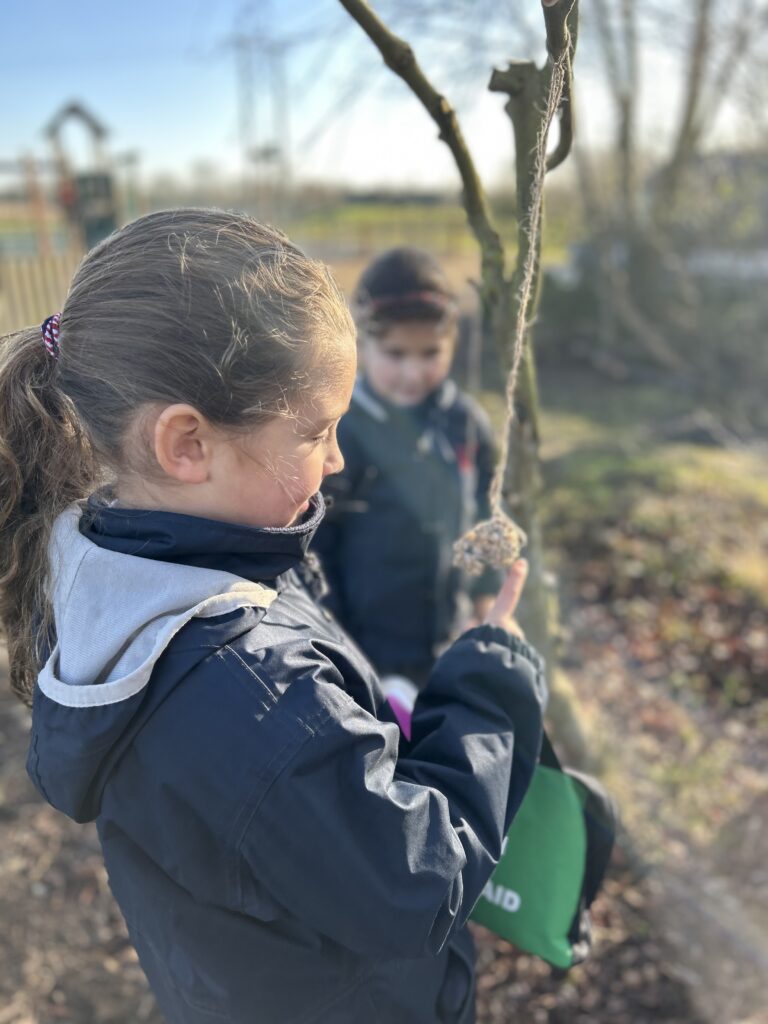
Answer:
[{"left": 362, "top": 320, "right": 455, "bottom": 406}]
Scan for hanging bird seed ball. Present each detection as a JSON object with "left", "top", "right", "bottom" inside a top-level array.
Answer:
[{"left": 453, "top": 514, "right": 527, "bottom": 576}]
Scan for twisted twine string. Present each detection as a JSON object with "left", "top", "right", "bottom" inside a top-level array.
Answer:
[{"left": 454, "top": 52, "right": 568, "bottom": 575}]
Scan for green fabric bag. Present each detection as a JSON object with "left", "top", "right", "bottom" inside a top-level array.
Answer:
[{"left": 471, "top": 732, "right": 617, "bottom": 969}]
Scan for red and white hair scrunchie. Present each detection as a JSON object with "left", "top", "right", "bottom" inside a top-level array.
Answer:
[{"left": 41, "top": 313, "right": 62, "bottom": 359}]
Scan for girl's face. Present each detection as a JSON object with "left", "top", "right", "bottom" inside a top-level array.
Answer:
[
  {"left": 217, "top": 334, "right": 357, "bottom": 528},
  {"left": 122, "top": 332, "right": 357, "bottom": 530},
  {"left": 361, "top": 320, "right": 455, "bottom": 407}
]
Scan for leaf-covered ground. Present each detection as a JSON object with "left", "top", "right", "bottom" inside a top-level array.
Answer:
[{"left": 534, "top": 375, "right": 768, "bottom": 1023}]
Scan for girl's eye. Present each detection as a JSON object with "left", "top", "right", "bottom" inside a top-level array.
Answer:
[{"left": 311, "top": 425, "right": 334, "bottom": 444}]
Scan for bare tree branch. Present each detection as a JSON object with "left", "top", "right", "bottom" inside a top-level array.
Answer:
[
  {"left": 337, "top": 0, "right": 506, "bottom": 302},
  {"left": 586, "top": 0, "right": 640, "bottom": 222},
  {"left": 590, "top": 0, "right": 623, "bottom": 98},
  {"left": 702, "top": 0, "right": 768, "bottom": 128},
  {"left": 545, "top": 2, "right": 579, "bottom": 171},
  {"left": 622, "top": 0, "right": 638, "bottom": 94},
  {"left": 546, "top": 68, "right": 574, "bottom": 171},
  {"left": 619, "top": 0, "right": 639, "bottom": 223},
  {"left": 655, "top": 0, "right": 715, "bottom": 214},
  {"left": 543, "top": 0, "right": 578, "bottom": 59}
]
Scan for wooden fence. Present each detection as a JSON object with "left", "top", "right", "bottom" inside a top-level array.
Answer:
[{"left": 0, "top": 247, "right": 83, "bottom": 336}]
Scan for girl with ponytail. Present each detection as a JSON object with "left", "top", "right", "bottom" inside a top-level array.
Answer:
[{"left": 0, "top": 209, "right": 544, "bottom": 1024}]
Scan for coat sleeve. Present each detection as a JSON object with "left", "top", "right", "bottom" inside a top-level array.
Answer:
[{"left": 237, "top": 626, "right": 546, "bottom": 959}]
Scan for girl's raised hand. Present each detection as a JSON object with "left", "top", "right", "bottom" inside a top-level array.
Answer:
[{"left": 483, "top": 559, "right": 528, "bottom": 639}]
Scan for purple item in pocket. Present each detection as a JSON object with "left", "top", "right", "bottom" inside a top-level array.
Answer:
[{"left": 380, "top": 676, "right": 418, "bottom": 740}]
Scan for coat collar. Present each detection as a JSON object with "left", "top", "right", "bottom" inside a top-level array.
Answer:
[{"left": 81, "top": 491, "right": 326, "bottom": 583}]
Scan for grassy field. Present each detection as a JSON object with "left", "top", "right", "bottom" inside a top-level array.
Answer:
[
  {"left": 293, "top": 200, "right": 573, "bottom": 267},
  {"left": 535, "top": 370, "right": 768, "bottom": 616}
]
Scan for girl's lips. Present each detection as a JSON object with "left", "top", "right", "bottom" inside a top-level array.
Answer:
[{"left": 287, "top": 500, "right": 312, "bottom": 526}]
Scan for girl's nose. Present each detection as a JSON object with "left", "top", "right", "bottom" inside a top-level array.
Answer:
[{"left": 324, "top": 439, "right": 345, "bottom": 477}]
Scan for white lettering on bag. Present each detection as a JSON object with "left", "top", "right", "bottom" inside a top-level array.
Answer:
[{"left": 482, "top": 882, "right": 522, "bottom": 913}]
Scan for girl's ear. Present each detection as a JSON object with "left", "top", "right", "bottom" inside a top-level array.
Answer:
[{"left": 152, "top": 404, "right": 213, "bottom": 484}]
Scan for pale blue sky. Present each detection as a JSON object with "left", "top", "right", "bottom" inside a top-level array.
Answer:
[{"left": 0, "top": 1, "right": 744, "bottom": 191}]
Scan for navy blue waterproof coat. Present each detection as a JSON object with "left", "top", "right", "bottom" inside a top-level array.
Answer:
[
  {"left": 313, "top": 378, "right": 503, "bottom": 681},
  {"left": 28, "top": 494, "right": 546, "bottom": 1023}
]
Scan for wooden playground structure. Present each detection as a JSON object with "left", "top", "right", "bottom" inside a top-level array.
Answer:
[{"left": 0, "top": 102, "right": 120, "bottom": 336}]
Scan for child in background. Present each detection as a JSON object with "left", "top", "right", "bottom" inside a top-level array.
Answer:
[
  {"left": 0, "top": 211, "right": 546, "bottom": 1024},
  {"left": 313, "top": 247, "right": 503, "bottom": 695}
]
